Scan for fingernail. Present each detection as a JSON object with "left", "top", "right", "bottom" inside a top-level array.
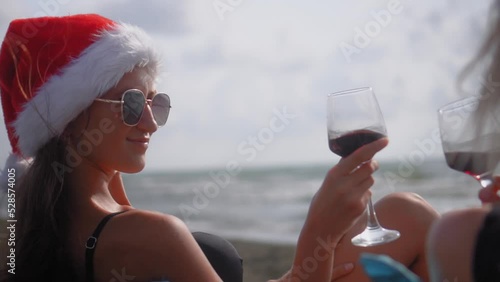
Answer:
[{"left": 345, "top": 263, "right": 354, "bottom": 271}]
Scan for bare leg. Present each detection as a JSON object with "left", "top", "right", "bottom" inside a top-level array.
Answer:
[{"left": 332, "top": 192, "right": 440, "bottom": 282}]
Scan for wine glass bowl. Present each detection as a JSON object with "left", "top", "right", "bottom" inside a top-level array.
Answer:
[
  {"left": 438, "top": 96, "right": 500, "bottom": 190},
  {"left": 327, "top": 87, "right": 400, "bottom": 247}
]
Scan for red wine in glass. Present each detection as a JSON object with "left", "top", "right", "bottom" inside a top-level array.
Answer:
[
  {"left": 329, "top": 130, "right": 387, "bottom": 157},
  {"left": 444, "top": 151, "right": 500, "bottom": 185},
  {"left": 445, "top": 152, "right": 496, "bottom": 176}
]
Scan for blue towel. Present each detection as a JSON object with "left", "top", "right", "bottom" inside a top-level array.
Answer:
[{"left": 359, "top": 253, "right": 421, "bottom": 282}]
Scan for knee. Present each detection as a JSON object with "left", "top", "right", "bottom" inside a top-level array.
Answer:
[
  {"left": 377, "top": 192, "right": 439, "bottom": 218},
  {"left": 375, "top": 192, "right": 440, "bottom": 231},
  {"left": 378, "top": 191, "right": 423, "bottom": 205}
]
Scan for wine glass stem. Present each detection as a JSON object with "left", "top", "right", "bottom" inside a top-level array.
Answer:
[{"left": 366, "top": 197, "right": 382, "bottom": 229}]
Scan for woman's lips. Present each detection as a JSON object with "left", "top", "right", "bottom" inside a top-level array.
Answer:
[{"left": 127, "top": 138, "right": 150, "bottom": 149}]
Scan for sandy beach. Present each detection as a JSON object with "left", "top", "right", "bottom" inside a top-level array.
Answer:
[{"left": 229, "top": 239, "right": 296, "bottom": 282}]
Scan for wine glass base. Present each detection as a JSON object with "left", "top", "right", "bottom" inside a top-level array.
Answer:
[{"left": 351, "top": 227, "right": 400, "bottom": 247}]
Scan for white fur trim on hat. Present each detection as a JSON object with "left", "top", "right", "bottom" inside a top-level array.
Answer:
[{"left": 13, "top": 23, "right": 160, "bottom": 157}]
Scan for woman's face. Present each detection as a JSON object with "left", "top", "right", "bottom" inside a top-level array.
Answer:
[{"left": 67, "top": 67, "right": 158, "bottom": 174}]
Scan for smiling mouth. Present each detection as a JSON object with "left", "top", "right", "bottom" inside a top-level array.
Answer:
[
  {"left": 127, "top": 134, "right": 150, "bottom": 142},
  {"left": 127, "top": 139, "right": 149, "bottom": 143},
  {"left": 126, "top": 138, "right": 150, "bottom": 150}
]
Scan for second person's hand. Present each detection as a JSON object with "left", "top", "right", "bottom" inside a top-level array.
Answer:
[{"left": 478, "top": 176, "right": 500, "bottom": 204}]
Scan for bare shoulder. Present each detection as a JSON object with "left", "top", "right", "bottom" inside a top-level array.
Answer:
[
  {"left": 112, "top": 209, "right": 188, "bottom": 239},
  {"left": 427, "top": 206, "right": 491, "bottom": 282},
  {"left": 94, "top": 209, "right": 220, "bottom": 282},
  {"left": 428, "top": 206, "right": 489, "bottom": 252}
]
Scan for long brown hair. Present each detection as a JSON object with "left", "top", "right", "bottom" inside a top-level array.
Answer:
[{"left": 2, "top": 137, "right": 77, "bottom": 281}]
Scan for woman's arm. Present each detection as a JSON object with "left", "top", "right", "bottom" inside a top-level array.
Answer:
[
  {"left": 427, "top": 176, "right": 500, "bottom": 282},
  {"left": 289, "top": 138, "right": 388, "bottom": 281},
  {"left": 426, "top": 207, "right": 487, "bottom": 282}
]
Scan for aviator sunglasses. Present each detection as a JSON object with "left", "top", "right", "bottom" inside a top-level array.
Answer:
[{"left": 95, "top": 89, "right": 171, "bottom": 127}]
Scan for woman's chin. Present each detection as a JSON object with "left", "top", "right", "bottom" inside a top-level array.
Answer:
[{"left": 119, "top": 158, "right": 146, "bottom": 173}]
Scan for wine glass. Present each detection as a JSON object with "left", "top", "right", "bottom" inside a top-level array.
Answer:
[
  {"left": 438, "top": 96, "right": 500, "bottom": 190},
  {"left": 327, "top": 87, "right": 400, "bottom": 247}
]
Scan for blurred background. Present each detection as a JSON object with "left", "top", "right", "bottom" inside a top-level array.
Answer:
[
  {"left": 0, "top": 0, "right": 494, "bottom": 170},
  {"left": 0, "top": 0, "right": 496, "bottom": 248}
]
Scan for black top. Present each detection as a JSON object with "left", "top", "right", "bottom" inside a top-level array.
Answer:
[
  {"left": 192, "top": 231, "right": 243, "bottom": 282},
  {"left": 85, "top": 211, "right": 128, "bottom": 282},
  {"left": 473, "top": 203, "right": 500, "bottom": 282}
]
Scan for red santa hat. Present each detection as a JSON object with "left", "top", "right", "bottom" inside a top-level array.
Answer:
[{"left": 0, "top": 14, "right": 160, "bottom": 180}]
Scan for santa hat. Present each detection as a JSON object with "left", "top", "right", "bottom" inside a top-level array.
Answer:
[{"left": 0, "top": 14, "right": 160, "bottom": 182}]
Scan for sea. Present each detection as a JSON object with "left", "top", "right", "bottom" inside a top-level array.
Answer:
[{"left": 122, "top": 158, "right": 486, "bottom": 244}]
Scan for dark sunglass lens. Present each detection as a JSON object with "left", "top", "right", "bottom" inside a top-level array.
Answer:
[
  {"left": 151, "top": 93, "right": 170, "bottom": 126},
  {"left": 122, "top": 90, "right": 145, "bottom": 126}
]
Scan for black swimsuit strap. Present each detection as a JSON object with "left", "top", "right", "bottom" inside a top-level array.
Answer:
[{"left": 85, "top": 210, "right": 128, "bottom": 282}]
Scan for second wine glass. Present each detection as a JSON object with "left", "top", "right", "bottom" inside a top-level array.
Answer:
[
  {"left": 438, "top": 96, "right": 500, "bottom": 190},
  {"left": 327, "top": 87, "right": 400, "bottom": 247}
]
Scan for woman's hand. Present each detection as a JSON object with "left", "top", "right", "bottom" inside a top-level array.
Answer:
[
  {"left": 478, "top": 176, "right": 500, "bottom": 204},
  {"left": 289, "top": 138, "right": 388, "bottom": 282},
  {"left": 269, "top": 263, "right": 354, "bottom": 282},
  {"left": 304, "top": 138, "right": 388, "bottom": 245}
]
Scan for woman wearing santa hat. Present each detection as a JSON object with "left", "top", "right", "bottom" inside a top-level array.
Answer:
[{"left": 0, "top": 14, "right": 437, "bottom": 282}]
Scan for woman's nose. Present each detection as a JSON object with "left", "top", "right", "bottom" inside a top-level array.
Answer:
[{"left": 136, "top": 104, "right": 158, "bottom": 133}]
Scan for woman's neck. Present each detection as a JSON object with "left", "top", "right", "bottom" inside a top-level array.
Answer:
[
  {"left": 109, "top": 172, "right": 132, "bottom": 206},
  {"left": 66, "top": 161, "right": 131, "bottom": 215}
]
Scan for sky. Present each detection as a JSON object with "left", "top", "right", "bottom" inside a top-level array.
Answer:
[{"left": 0, "top": 0, "right": 495, "bottom": 171}]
